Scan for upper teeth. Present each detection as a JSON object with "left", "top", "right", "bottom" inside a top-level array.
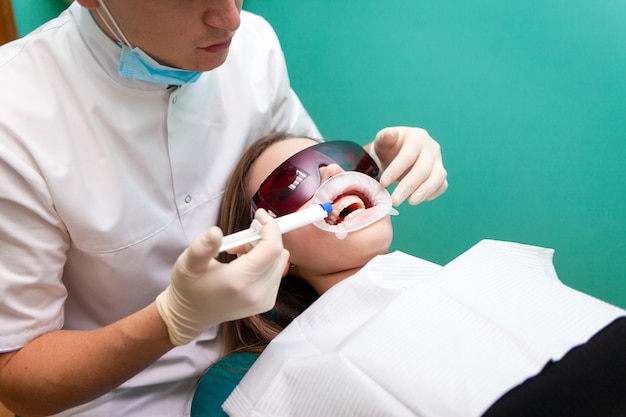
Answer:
[{"left": 327, "top": 195, "right": 366, "bottom": 225}]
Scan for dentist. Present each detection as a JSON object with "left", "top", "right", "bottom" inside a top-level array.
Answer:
[{"left": 0, "top": 1, "right": 447, "bottom": 416}]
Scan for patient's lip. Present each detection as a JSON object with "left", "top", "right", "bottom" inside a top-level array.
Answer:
[{"left": 311, "top": 171, "right": 393, "bottom": 234}]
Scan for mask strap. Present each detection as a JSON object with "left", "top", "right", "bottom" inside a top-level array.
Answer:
[{"left": 95, "top": 0, "right": 133, "bottom": 48}]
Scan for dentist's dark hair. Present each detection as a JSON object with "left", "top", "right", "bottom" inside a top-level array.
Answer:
[{"left": 217, "top": 132, "right": 319, "bottom": 355}]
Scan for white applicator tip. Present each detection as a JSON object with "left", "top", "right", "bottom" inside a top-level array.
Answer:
[{"left": 219, "top": 203, "right": 331, "bottom": 252}]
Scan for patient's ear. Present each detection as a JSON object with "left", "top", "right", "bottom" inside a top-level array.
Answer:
[{"left": 282, "top": 262, "right": 293, "bottom": 278}]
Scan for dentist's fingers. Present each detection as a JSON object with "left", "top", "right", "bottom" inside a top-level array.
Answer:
[
  {"left": 157, "top": 209, "right": 288, "bottom": 345},
  {"left": 372, "top": 127, "right": 447, "bottom": 206},
  {"left": 180, "top": 227, "right": 223, "bottom": 275}
]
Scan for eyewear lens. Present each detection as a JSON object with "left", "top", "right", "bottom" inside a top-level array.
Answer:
[{"left": 251, "top": 141, "right": 380, "bottom": 217}]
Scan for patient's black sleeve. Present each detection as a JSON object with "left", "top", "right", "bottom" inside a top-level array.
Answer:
[{"left": 482, "top": 316, "right": 626, "bottom": 417}]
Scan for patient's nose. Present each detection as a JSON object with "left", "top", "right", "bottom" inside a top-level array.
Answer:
[{"left": 319, "top": 163, "right": 344, "bottom": 183}]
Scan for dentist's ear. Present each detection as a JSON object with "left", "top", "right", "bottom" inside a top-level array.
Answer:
[{"left": 76, "top": 0, "right": 101, "bottom": 9}]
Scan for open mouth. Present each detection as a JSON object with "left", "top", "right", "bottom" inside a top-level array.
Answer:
[
  {"left": 311, "top": 171, "right": 395, "bottom": 236},
  {"left": 326, "top": 191, "right": 372, "bottom": 225}
]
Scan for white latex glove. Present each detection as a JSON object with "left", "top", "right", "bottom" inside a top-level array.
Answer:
[
  {"left": 370, "top": 126, "right": 448, "bottom": 206},
  {"left": 156, "top": 209, "right": 289, "bottom": 346}
]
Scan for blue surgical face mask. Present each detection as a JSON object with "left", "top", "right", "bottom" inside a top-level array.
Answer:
[
  {"left": 118, "top": 45, "right": 201, "bottom": 86},
  {"left": 97, "top": 1, "right": 202, "bottom": 86}
]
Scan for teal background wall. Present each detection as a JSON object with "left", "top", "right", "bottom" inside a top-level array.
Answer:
[
  {"left": 242, "top": 0, "right": 626, "bottom": 308},
  {"left": 12, "top": 0, "right": 68, "bottom": 36},
  {"left": 14, "top": 1, "right": 626, "bottom": 308}
]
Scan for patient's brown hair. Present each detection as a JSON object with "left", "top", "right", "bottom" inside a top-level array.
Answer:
[{"left": 217, "top": 132, "right": 319, "bottom": 355}]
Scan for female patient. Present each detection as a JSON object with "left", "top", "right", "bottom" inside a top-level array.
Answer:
[{"left": 191, "top": 132, "right": 625, "bottom": 417}]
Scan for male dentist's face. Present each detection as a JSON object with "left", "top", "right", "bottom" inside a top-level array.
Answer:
[{"left": 90, "top": 0, "right": 243, "bottom": 71}]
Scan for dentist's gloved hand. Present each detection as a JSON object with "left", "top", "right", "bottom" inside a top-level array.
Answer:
[
  {"left": 369, "top": 126, "right": 448, "bottom": 206},
  {"left": 156, "top": 209, "right": 289, "bottom": 346}
]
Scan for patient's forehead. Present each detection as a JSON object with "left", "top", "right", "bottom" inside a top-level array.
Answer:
[{"left": 247, "top": 137, "right": 318, "bottom": 196}]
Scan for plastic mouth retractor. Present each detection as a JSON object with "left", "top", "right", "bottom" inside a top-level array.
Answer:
[{"left": 310, "top": 172, "right": 398, "bottom": 238}]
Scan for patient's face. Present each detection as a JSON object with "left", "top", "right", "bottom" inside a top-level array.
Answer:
[{"left": 248, "top": 138, "right": 393, "bottom": 292}]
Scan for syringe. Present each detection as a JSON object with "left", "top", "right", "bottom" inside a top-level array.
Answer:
[{"left": 218, "top": 202, "right": 332, "bottom": 253}]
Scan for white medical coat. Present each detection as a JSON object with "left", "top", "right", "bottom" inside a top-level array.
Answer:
[{"left": 0, "top": 3, "right": 320, "bottom": 416}]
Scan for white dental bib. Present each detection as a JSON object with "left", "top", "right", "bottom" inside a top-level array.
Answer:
[{"left": 224, "top": 240, "right": 625, "bottom": 417}]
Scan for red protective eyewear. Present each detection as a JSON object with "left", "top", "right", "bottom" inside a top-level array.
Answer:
[{"left": 251, "top": 141, "right": 380, "bottom": 218}]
